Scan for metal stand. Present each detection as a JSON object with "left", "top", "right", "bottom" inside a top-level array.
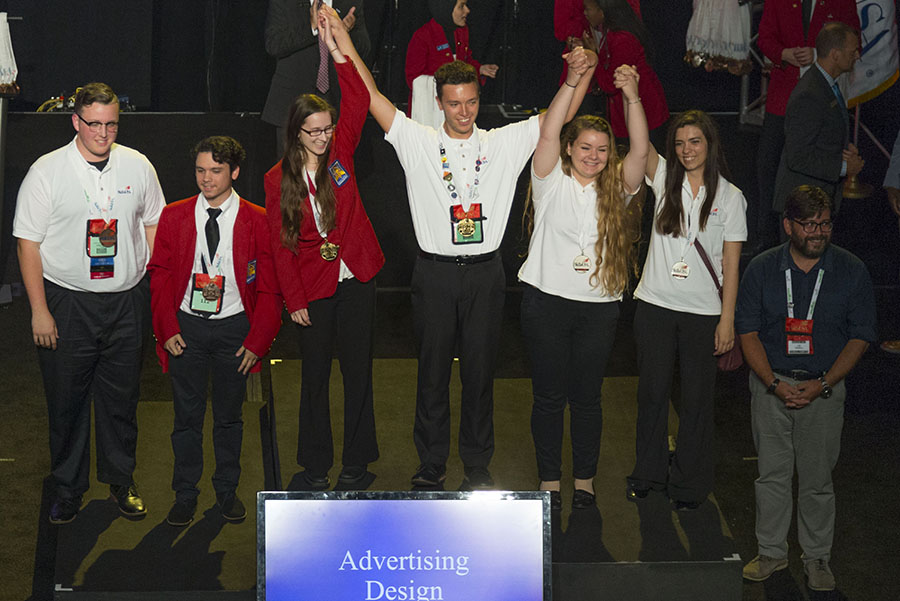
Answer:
[{"left": 738, "top": 0, "right": 766, "bottom": 126}]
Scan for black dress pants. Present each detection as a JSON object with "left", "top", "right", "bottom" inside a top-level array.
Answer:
[
  {"left": 297, "top": 278, "right": 378, "bottom": 475},
  {"left": 38, "top": 278, "right": 148, "bottom": 499},
  {"left": 411, "top": 254, "right": 505, "bottom": 468},
  {"left": 521, "top": 286, "right": 619, "bottom": 482},
  {"left": 629, "top": 301, "right": 718, "bottom": 503},
  {"left": 169, "top": 310, "right": 250, "bottom": 502}
]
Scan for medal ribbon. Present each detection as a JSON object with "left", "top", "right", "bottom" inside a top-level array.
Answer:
[
  {"left": 785, "top": 268, "right": 825, "bottom": 320},
  {"left": 306, "top": 170, "right": 331, "bottom": 238}
]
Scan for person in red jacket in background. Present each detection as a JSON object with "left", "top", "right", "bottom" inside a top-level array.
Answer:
[
  {"left": 753, "top": 0, "right": 858, "bottom": 252},
  {"left": 265, "top": 11, "right": 384, "bottom": 492},
  {"left": 554, "top": 0, "right": 640, "bottom": 47},
  {"left": 149, "top": 136, "right": 283, "bottom": 527},
  {"left": 580, "top": 0, "right": 668, "bottom": 140},
  {"left": 405, "top": 0, "right": 498, "bottom": 127}
]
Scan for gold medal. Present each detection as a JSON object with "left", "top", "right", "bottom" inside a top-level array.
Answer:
[
  {"left": 320, "top": 241, "right": 339, "bottom": 261},
  {"left": 202, "top": 281, "right": 221, "bottom": 301},
  {"left": 457, "top": 218, "right": 476, "bottom": 238},
  {"left": 99, "top": 227, "right": 116, "bottom": 247}
]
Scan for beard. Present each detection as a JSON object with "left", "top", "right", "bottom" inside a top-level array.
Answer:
[{"left": 791, "top": 232, "right": 830, "bottom": 259}]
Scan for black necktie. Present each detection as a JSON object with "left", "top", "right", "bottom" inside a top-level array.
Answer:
[
  {"left": 206, "top": 208, "right": 222, "bottom": 261},
  {"left": 802, "top": 0, "right": 812, "bottom": 38}
]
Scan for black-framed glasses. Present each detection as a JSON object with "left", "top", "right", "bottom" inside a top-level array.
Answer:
[
  {"left": 792, "top": 219, "right": 834, "bottom": 233},
  {"left": 77, "top": 113, "right": 119, "bottom": 133},
  {"left": 300, "top": 124, "right": 335, "bottom": 138}
]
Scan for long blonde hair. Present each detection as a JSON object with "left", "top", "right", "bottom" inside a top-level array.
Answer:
[{"left": 525, "top": 115, "right": 644, "bottom": 295}]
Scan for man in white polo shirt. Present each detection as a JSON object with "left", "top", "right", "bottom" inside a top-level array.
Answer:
[
  {"left": 14, "top": 82, "right": 165, "bottom": 524},
  {"left": 321, "top": 4, "right": 594, "bottom": 490}
]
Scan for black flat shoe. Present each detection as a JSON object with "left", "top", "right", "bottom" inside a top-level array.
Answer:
[
  {"left": 338, "top": 465, "right": 368, "bottom": 485},
  {"left": 572, "top": 489, "right": 596, "bottom": 509}
]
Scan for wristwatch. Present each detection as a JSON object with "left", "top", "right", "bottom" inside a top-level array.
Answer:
[
  {"left": 819, "top": 376, "right": 833, "bottom": 399},
  {"left": 767, "top": 377, "right": 780, "bottom": 394}
]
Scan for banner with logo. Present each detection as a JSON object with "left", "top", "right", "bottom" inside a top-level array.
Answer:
[{"left": 847, "top": 0, "right": 899, "bottom": 107}]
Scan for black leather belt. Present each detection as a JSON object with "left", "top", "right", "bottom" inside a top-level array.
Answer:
[
  {"left": 418, "top": 250, "right": 498, "bottom": 265},
  {"left": 773, "top": 369, "right": 825, "bottom": 381}
]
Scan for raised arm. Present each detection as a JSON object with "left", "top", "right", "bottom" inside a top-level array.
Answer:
[
  {"left": 533, "top": 48, "right": 593, "bottom": 178},
  {"left": 536, "top": 46, "right": 597, "bottom": 136},
  {"left": 615, "top": 65, "right": 649, "bottom": 193},
  {"left": 321, "top": 4, "right": 395, "bottom": 133}
]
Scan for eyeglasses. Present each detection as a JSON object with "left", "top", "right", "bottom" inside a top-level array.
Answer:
[
  {"left": 300, "top": 124, "right": 335, "bottom": 138},
  {"left": 77, "top": 113, "right": 119, "bottom": 133},
  {"left": 792, "top": 219, "right": 834, "bottom": 233}
]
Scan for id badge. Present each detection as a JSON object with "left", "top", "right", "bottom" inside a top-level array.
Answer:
[
  {"left": 786, "top": 334, "right": 813, "bottom": 355},
  {"left": 90, "top": 257, "right": 115, "bottom": 280},
  {"left": 450, "top": 203, "right": 485, "bottom": 245},
  {"left": 191, "top": 273, "right": 224, "bottom": 314},
  {"left": 86, "top": 219, "right": 118, "bottom": 258},
  {"left": 785, "top": 317, "right": 814, "bottom": 355}
]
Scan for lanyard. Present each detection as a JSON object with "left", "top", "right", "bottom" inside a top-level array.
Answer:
[
  {"left": 678, "top": 190, "right": 703, "bottom": 261},
  {"left": 80, "top": 165, "right": 116, "bottom": 224},
  {"left": 439, "top": 137, "right": 482, "bottom": 213},
  {"left": 785, "top": 268, "right": 825, "bottom": 320},
  {"left": 307, "top": 171, "right": 330, "bottom": 236},
  {"left": 572, "top": 178, "right": 596, "bottom": 254}
]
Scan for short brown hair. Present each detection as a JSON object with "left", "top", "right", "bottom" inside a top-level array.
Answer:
[
  {"left": 784, "top": 185, "right": 834, "bottom": 221},
  {"left": 434, "top": 60, "right": 479, "bottom": 101},
  {"left": 73, "top": 82, "right": 118, "bottom": 115},
  {"left": 192, "top": 136, "right": 246, "bottom": 172},
  {"left": 816, "top": 22, "right": 857, "bottom": 57}
]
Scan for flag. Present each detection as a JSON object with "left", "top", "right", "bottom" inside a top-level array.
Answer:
[{"left": 847, "top": 0, "right": 899, "bottom": 107}]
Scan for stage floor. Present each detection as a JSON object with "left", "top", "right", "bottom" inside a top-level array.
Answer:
[{"left": 51, "top": 359, "right": 741, "bottom": 600}]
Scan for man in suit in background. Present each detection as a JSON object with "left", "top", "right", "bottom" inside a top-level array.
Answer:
[
  {"left": 754, "top": 0, "right": 858, "bottom": 251},
  {"left": 262, "top": 0, "right": 370, "bottom": 156},
  {"left": 773, "top": 22, "right": 863, "bottom": 221}
]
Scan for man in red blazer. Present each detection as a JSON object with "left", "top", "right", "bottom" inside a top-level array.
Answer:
[
  {"left": 148, "top": 136, "right": 282, "bottom": 526},
  {"left": 754, "top": 0, "right": 858, "bottom": 251}
]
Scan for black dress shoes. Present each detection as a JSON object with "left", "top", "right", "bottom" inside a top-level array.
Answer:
[
  {"left": 411, "top": 463, "right": 447, "bottom": 487},
  {"left": 110, "top": 484, "right": 147, "bottom": 517},
  {"left": 166, "top": 498, "right": 197, "bottom": 527},
  {"left": 338, "top": 465, "right": 368, "bottom": 486},
  {"left": 49, "top": 495, "right": 82, "bottom": 525},
  {"left": 217, "top": 492, "right": 247, "bottom": 522}
]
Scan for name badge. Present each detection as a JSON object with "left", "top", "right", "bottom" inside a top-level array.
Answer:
[
  {"left": 247, "top": 259, "right": 257, "bottom": 284},
  {"left": 86, "top": 219, "right": 117, "bottom": 258},
  {"left": 671, "top": 261, "right": 690, "bottom": 279},
  {"left": 785, "top": 317, "right": 814, "bottom": 355},
  {"left": 191, "top": 273, "right": 225, "bottom": 314}
]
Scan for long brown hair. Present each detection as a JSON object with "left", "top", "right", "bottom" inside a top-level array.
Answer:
[
  {"left": 523, "top": 115, "right": 644, "bottom": 295},
  {"left": 280, "top": 94, "right": 338, "bottom": 250},
  {"left": 655, "top": 110, "right": 730, "bottom": 237}
]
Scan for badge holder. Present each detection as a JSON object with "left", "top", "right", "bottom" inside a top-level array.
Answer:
[
  {"left": 86, "top": 219, "right": 117, "bottom": 279},
  {"left": 450, "top": 203, "right": 485, "bottom": 245},
  {"left": 191, "top": 273, "right": 225, "bottom": 315},
  {"left": 785, "top": 316, "right": 814, "bottom": 355}
]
